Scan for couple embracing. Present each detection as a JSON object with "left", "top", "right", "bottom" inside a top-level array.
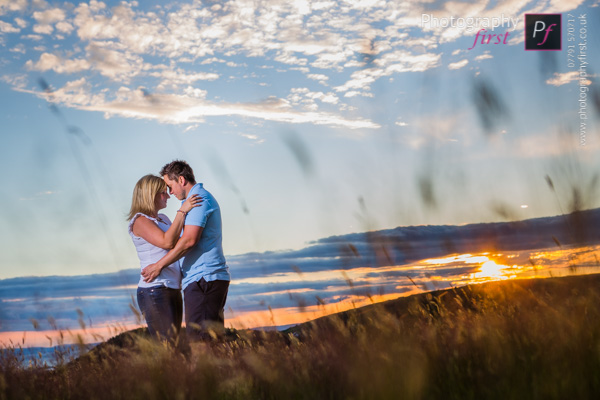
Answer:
[{"left": 127, "top": 160, "right": 230, "bottom": 340}]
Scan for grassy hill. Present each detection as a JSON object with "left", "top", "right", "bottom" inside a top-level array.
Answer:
[{"left": 3, "top": 273, "right": 600, "bottom": 399}]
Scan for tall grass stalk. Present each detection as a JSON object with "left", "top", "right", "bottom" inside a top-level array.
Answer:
[{"left": 2, "top": 274, "right": 600, "bottom": 399}]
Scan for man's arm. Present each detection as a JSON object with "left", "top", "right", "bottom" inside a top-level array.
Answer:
[{"left": 141, "top": 225, "right": 204, "bottom": 283}]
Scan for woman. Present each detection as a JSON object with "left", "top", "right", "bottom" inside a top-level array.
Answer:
[{"left": 127, "top": 174, "right": 201, "bottom": 339}]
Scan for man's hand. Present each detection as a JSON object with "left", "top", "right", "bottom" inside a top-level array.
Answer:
[
  {"left": 140, "top": 225, "right": 203, "bottom": 283},
  {"left": 141, "top": 263, "right": 162, "bottom": 283}
]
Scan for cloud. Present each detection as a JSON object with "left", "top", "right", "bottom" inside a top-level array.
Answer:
[
  {"left": 14, "top": 18, "right": 27, "bottom": 28},
  {"left": 9, "top": 44, "right": 26, "bottom": 54},
  {"left": 33, "top": 24, "right": 54, "bottom": 35},
  {"left": 3, "top": 209, "right": 599, "bottom": 337},
  {"left": 288, "top": 87, "right": 340, "bottom": 110},
  {"left": 56, "top": 21, "right": 74, "bottom": 34},
  {"left": 546, "top": 71, "right": 592, "bottom": 87},
  {"left": 73, "top": 1, "right": 214, "bottom": 58},
  {"left": 87, "top": 42, "right": 147, "bottom": 82},
  {"left": 334, "top": 51, "right": 441, "bottom": 94},
  {"left": 0, "top": 0, "right": 27, "bottom": 16},
  {"left": 94, "top": 92, "right": 378, "bottom": 129},
  {"left": 0, "top": 21, "right": 20, "bottom": 33},
  {"left": 475, "top": 52, "right": 493, "bottom": 61},
  {"left": 545, "top": 0, "right": 587, "bottom": 13},
  {"left": 448, "top": 59, "right": 469, "bottom": 70},
  {"left": 0, "top": 269, "right": 138, "bottom": 332},
  {"left": 26, "top": 53, "right": 90, "bottom": 74},
  {"left": 200, "top": 57, "right": 227, "bottom": 65},
  {"left": 22, "top": 34, "right": 44, "bottom": 41},
  {"left": 0, "top": 0, "right": 590, "bottom": 130},
  {"left": 0, "top": 73, "right": 27, "bottom": 90},
  {"left": 32, "top": 8, "right": 67, "bottom": 35},
  {"left": 33, "top": 8, "right": 67, "bottom": 25},
  {"left": 27, "top": 83, "right": 378, "bottom": 129},
  {"left": 307, "top": 73, "right": 329, "bottom": 84},
  {"left": 151, "top": 68, "right": 220, "bottom": 89}
]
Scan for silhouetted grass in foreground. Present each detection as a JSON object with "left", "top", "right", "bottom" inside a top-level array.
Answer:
[{"left": 2, "top": 274, "right": 600, "bottom": 399}]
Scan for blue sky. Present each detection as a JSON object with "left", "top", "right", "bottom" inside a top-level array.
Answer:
[{"left": 1, "top": 0, "right": 600, "bottom": 344}]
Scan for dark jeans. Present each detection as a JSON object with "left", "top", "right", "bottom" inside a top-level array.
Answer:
[
  {"left": 137, "top": 286, "right": 183, "bottom": 340},
  {"left": 184, "top": 278, "right": 229, "bottom": 340}
]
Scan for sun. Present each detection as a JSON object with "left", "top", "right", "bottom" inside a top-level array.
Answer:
[{"left": 475, "top": 260, "right": 506, "bottom": 279}]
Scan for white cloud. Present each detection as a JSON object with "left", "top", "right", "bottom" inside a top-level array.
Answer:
[
  {"left": 23, "top": 34, "right": 44, "bottom": 41},
  {"left": 335, "top": 51, "right": 441, "bottom": 93},
  {"left": 45, "top": 77, "right": 101, "bottom": 108},
  {"left": 26, "top": 52, "right": 90, "bottom": 74},
  {"left": 0, "top": 20, "right": 19, "bottom": 33},
  {"left": 546, "top": 0, "right": 586, "bottom": 13},
  {"left": 183, "top": 86, "right": 208, "bottom": 99},
  {"left": 32, "top": 8, "right": 67, "bottom": 35},
  {"left": 200, "top": 57, "right": 227, "bottom": 65},
  {"left": 275, "top": 52, "right": 308, "bottom": 66},
  {"left": 32, "top": 0, "right": 49, "bottom": 9},
  {"left": 344, "top": 91, "right": 373, "bottom": 98},
  {"left": 10, "top": 44, "right": 26, "bottom": 53},
  {"left": 73, "top": 1, "right": 179, "bottom": 56},
  {"left": 240, "top": 132, "right": 265, "bottom": 144},
  {"left": 0, "top": 0, "right": 27, "bottom": 16},
  {"left": 14, "top": 18, "right": 27, "bottom": 28},
  {"left": 0, "top": 73, "right": 27, "bottom": 90},
  {"left": 56, "top": 21, "right": 74, "bottom": 34},
  {"left": 151, "top": 68, "right": 219, "bottom": 89},
  {"left": 183, "top": 124, "right": 199, "bottom": 133},
  {"left": 288, "top": 87, "right": 339, "bottom": 110},
  {"left": 546, "top": 71, "right": 591, "bottom": 87},
  {"left": 448, "top": 59, "right": 469, "bottom": 70},
  {"left": 33, "top": 24, "right": 54, "bottom": 35},
  {"left": 103, "top": 93, "right": 378, "bottom": 129},
  {"left": 87, "top": 43, "right": 145, "bottom": 82},
  {"left": 33, "top": 8, "right": 66, "bottom": 24},
  {"left": 2, "top": 0, "right": 589, "bottom": 130},
  {"left": 307, "top": 73, "right": 329, "bottom": 82},
  {"left": 475, "top": 52, "right": 493, "bottom": 61},
  {"left": 34, "top": 84, "right": 379, "bottom": 129}
]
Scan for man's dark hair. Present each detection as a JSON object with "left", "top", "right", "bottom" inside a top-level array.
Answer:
[{"left": 160, "top": 160, "right": 196, "bottom": 184}]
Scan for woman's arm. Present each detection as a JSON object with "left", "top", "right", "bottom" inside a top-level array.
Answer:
[{"left": 131, "top": 194, "right": 202, "bottom": 250}]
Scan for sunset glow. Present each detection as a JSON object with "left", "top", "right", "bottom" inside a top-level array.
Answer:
[
  {"left": 472, "top": 260, "right": 510, "bottom": 280},
  {"left": 3, "top": 244, "right": 600, "bottom": 347}
]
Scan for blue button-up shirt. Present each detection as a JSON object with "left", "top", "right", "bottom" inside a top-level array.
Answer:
[{"left": 180, "top": 183, "right": 230, "bottom": 290}]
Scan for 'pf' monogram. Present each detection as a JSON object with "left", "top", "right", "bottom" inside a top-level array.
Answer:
[{"left": 525, "top": 14, "right": 561, "bottom": 51}]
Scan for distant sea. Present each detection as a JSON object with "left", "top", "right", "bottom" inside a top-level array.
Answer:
[
  {"left": 12, "top": 325, "right": 298, "bottom": 366},
  {"left": 8, "top": 344, "right": 98, "bottom": 368}
]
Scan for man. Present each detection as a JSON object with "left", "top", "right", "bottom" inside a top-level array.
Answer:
[{"left": 142, "top": 160, "right": 230, "bottom": 339}]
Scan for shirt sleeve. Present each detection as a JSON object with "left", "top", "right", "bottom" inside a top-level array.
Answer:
[{"left": 184, "top": 198, "right": 213, "bottom": 227}]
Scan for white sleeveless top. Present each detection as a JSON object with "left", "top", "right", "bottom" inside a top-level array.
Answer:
[{"left": 129, "top": 213, "right": 182, "bottom": 289}]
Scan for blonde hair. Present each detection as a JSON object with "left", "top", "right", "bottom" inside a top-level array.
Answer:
[{"left": 127, "top": 174, "right": 167, "bottom": 221}]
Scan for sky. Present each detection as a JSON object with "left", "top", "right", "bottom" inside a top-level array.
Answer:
[{"left": 1, "top": 0, "right": 600, "bottom": 346}]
